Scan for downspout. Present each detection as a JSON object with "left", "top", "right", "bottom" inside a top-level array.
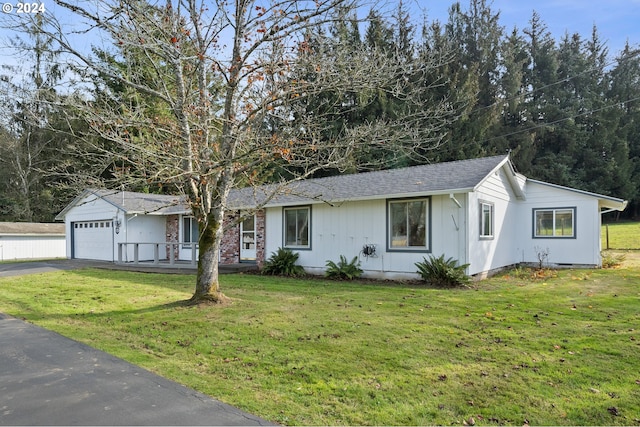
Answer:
[
  {"left": 449, "top": 193, "right": 462, "bottom": 208},
  {"left": 450, "top": 193, "right": 469, "bottom": 275}
]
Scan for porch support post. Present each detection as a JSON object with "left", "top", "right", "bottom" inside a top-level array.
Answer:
[
  {"left": 118, "top": 243, "right": 123, "bottom": 263},
  {"left": 169, "top": 243, "right": 175, "bottom": 265},
  {"left": 133, "top": 244, "right": 139, "bottom": 264},
  {"left": 153, "top": 244, "right": 159, "bottom": 265}
]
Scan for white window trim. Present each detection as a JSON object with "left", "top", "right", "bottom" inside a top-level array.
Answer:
[
  {"left": 533, "top": 207, "right": 576, "bottom": 238},
  {"left": 479, "top": 201, "right": 494, "bottom": 239},
  {"left": 182, "top": 216, "right": 199, "bottom": 248},
  {"left": 387, "top": 197, "right": 431, "bottom": 252},
  {"left": 283, "top": 206, "right": 311, "bottom": 249}
]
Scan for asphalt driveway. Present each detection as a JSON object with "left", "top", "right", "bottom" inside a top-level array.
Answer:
[
  {"left": 0, "top": 261, "right": 274, "bottom": 426},
  {"left": 0, "top": 259, "right": 99, "bottom": 277}
]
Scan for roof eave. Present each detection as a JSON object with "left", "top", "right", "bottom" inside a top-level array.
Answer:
[
  {"left": 55, "top": 189, "right": 128, "bottom": 221},
  {"left": 0, "top": 233, "right": 66, "bottom": 237},
  {"left": 528, "top": 179, "right": 628, "bottom": 211},
  {"left": 473, "top": 155, "right": 526, "bottom": 199},
  {"left": 254, "top": 187, "right": 476, "bottom": 208}
]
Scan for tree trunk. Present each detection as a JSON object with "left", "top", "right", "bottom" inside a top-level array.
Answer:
[{"left": 189, "top": 207, "right": 227, "bottom": 304}]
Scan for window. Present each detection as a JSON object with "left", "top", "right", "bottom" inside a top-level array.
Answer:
[
  {"left": 182, "top": 216, "right": 199, "bottom": 248},
  {"left": 284, "top": 207, "right": 310, "bottom": 248},
  {"left": 534, "top": 208, "right": 575, "bottom": 238},
  {"left": 480, "top": 201, "right": 494, "bottom": 239},
  {"left": 388, "top": 198, "right": 429, "bottom": 251}
]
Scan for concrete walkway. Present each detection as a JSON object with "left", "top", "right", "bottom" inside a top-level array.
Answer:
[{"left": 0, "top": 261, "right": 274, "bottom": 426}]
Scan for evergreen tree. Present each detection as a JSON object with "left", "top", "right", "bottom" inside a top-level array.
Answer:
[
  {"left": 608, "top": 43, "right": 640, "bottom": 215},
  {"left": 440, "top": 0, "right": 504, "bottom": 160}
]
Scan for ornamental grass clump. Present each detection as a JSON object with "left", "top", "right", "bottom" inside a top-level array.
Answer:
[
  {"left": 261, "top": 247, "right": 305, "bottom": 277},
  {"left": 415, "top": 254, "right": 470, "bottom": 287}
]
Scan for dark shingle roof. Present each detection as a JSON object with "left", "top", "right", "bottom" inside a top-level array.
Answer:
[
  {"left": 55, "top": 189, "right": 189, "bottom": 220},
  {"left": 57, "top": 155, "right": 512, "bottom": 217},
  {"left": 92, "top": 189, "right": 187, "bottom": 214},
  {"left": 230, "top": 155, "right": 509, "bottom": 208}
]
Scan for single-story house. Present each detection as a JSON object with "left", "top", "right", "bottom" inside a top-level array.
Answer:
[
  {"left": 0, "top": 222, "right": 66, "bottom": 261},
  {"left": 55, "top": 155, "right": 627, "bottom": 279}
]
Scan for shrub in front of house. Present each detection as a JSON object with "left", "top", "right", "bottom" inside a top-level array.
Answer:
[
  {"left": 601, "top": 251, "right": 626, "bottom": 269},
  {"left": 261, "top": 247, "right": 306, "bottom": 277},
  {"left": 415, "top": 254, "right": 470, "bottom": 287},
  {"left": 325, "top": 255, "right": 363, "bottom": 280}
]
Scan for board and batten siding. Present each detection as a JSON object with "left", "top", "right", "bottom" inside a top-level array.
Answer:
[
  {"left": 0, "top": 235, "right": 65, "bottom": 261},
  {"left": 62, "top": 194, "right": 120, "bottom": 261},
  {"left": 515, "top": 181, "right": 602, "bottom": 267},
  {"left": 265, "top": 194, "right": 467, "bottom": 280},
  {"left": 61, "top": 193, "right": 168, "bottom": 261},
  {"left": 467, "top": 166, "right": 522, "bottom": 276},
  {"left": 119, "top": 215, "right": 168, "bottom": 262}
]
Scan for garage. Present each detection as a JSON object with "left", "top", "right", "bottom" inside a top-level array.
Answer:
[{"left": 72, "top": 220, "right": 114, "bottom": 261}]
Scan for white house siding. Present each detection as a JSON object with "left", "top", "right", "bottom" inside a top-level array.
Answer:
[
  {"left": 61, "top": 194, "right": 168, "bottom": 262},
  {"left": 467, "top": 167, "right": 521, "bottom": 276},
  {"left": 265, "top": 194, "right": 468, "bottom": 280},
  {"left": 62, "top": 195, "right": 121, "bottom": 261},
  {"left": 515, "top": 182, "right": 601, "bottom": 267},
  {"left": 119, "top": 214, "right": 167, "bottom": 262},
  {"left": 430, "top": 193, "right": 467, "bottom": 270},
  {"left": 0, "top": 235, "right": 65, "bottom": 261}
]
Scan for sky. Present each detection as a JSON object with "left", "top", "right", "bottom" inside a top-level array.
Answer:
[
  {"left": 410, "top": 0, "right": 640, "bottom": 56},
  {"left": 1, "top": 0, "right": 639, "bottom": 69}
]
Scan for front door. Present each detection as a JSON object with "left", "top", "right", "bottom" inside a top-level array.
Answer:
[
  {"left": 240, "top": 215, "right": 256, "bottom": 261},
  {"left": 179, "top": 216, "right": 199, "bottom": 261}
]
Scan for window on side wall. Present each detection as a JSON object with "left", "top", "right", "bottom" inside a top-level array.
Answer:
[
  {"left": 388, "top": 198, "right": 430, "bottom": 251},
  {"left": 480, "top": 201, "right": 494, "bottom": 239},
  {"left": 182, "top": 216, "right": 199, "bottom": 248},
  {"left": 533, "top": 208, "right": 575, "bottom": 238},
  {"left": 283, "top": 206, "right": 310, "bottom": 249}
]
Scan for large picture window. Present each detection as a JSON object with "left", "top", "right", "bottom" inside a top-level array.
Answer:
[
  {"left": 284, "top": 206, "right": 310, "bottom": 248},
  {"left": 388, "top": 198, "right": 430, "bottom": 251},
  {"left": 534, "top": 208, "right": 575, "bottom": 238},
  {"left": 480, "top": 201, "right": 494, "bottom": 239}
]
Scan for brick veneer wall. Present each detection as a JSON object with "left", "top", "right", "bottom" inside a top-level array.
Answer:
[
  {"left": 166, "top": 214, "right": 179, "bottom": 260},
  {"left": 220, "top": 210, "right": 266, "bottom": 266},
  {"left": 165, "top": 211, "right": 265, "bottom": 266},
  {"left": 255, "top": 210, "right": 266, "bottom": 267},
  {"left": 220, "top": 211, "right": 240, "bottom": 264}
]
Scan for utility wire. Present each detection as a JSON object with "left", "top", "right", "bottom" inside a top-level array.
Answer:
[
  {"left": 467, "top": 49, "right": 640, "bottom": 118},
  {"left": 481, "top": 95, "right": 640, "bottom": 144}
]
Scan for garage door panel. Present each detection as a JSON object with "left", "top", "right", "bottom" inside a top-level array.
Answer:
[{"left": 73, "top": 220, "right": 113, "bottom": 261}]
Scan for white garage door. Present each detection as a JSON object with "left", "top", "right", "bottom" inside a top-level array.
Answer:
[{"left": 73, "top": 220, "right": 114, "bottom": 261}]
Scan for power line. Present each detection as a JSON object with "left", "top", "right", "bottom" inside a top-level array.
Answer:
[
  {"left": 467, "top": 48, "right": 640, "bottom": 118},
  {"left": 481, "top": 95, "right": 640, "bottom": 144}
]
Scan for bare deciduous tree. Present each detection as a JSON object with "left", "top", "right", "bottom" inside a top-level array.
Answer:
[{"left": 4, "top": 0, "right": 457, "bottom": 303}]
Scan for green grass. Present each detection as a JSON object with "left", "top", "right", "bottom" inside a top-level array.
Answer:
[
  {"left": 602, "top": 221, "right": 640, "bottom": 249},
  {"left": 1, "top": 257, "right": 640, "bottom": 426}
]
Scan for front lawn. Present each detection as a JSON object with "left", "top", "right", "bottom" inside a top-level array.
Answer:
[{"left": 1, "top": 257, "right": 639, "bottom": 425}]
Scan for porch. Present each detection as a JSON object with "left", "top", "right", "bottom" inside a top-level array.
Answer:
[
  {"left": 117, "top": 242, "right": 198, "bottom": 266},
  {"left": 115, "top": 242, "right": 258, "bottom": 273}
]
